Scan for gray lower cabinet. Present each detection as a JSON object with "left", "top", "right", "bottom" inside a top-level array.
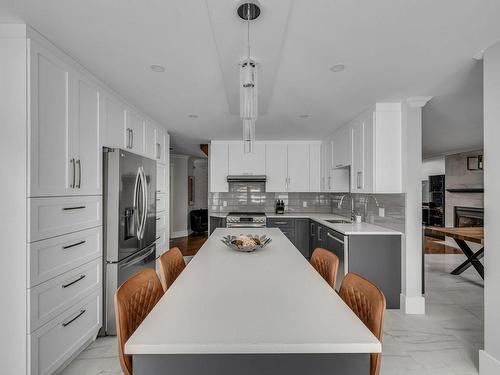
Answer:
[
  {"left": 347, "top": 235, "right": 401, "bottom": 309},
  {"left": 268, "top": 218, "right": 310, "bottom": 258},
  {"left": 209, "top": 216, "right": 226, "bottom": 235}
]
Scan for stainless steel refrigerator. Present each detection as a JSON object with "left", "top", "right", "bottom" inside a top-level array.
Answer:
[{"left": 102, "top": 148, "right": 157, "bottom": 335}]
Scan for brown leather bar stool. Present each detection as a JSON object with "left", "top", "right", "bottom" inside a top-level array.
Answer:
[
  {"left": 310, "top": 247, "right": 339, "bottom": 289},
  {"left": 339, "top": 272, "right": 386, "bottom": 375},
  {"left": 157, "top": 247, "right": 186, "bottom": 292},
  {"left": 114, "top": 268, "right": 164, "bottom": 375}
]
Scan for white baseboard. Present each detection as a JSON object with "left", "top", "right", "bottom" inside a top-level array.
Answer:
[
  {"left": 480, "top": 350, "right": 500, "bottom": 375},
  {"left": 400, "top": 294, "right": 426, "bottom": 314},
  {"left": 171, "top": 230, "right": 189, "bottom": 239}
]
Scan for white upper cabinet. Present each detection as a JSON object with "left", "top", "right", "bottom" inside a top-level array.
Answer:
[
  {"left": 29, "top": 41, "right": 100, "bottom": 197},
  {"left": 228, "top": 142, "right": 266, "bottom": 175},
  {"left": 144, "top": 121, "right": 156, "bottom": 160},
  {"left": 125, "top": 110, "right": 145, "bottom": 154},
  {"left": 29, "top": 41, "right": 71, "bottom": 197},
  {"left": 287, "top": 143, "right": 310, "bottom": 192},
  {"left": 101, "top": 93, "right": 126, "bottom": 149},
  {"left": 265, "top": 143, "right": 288, "bottom": 192},
  {"left": 70, "top": 74, "right": 101, "bottom": 195},
  {"left": 331, "top": 126, "right": 352, "bottom": 169},
  {"left": 210, "top": 142, "right": 229, "bottom": 192},
  {"left": 154, "top": 126, "right": 167, "bottom": 162},
  {"left": 309, "top": 143, "right": 321, "bottom": 192}
]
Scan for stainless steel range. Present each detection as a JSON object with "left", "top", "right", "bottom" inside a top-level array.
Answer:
[{"left": 226, "top": 212, "right": 267, "bottom": 228}]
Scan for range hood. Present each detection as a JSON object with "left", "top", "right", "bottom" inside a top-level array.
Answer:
[{"left": 226, "top": 175, "right": 267, "bottom": 183}]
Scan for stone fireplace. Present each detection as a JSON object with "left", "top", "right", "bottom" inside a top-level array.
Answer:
[{"left": 454, "top": 206, "right": 484, "bottom": 227}]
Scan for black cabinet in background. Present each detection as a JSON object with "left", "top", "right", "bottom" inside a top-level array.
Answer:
[
  {"left": 294, "top": 219, "right": 310, "bottom": 258},
  {"left": 209, "top": 216, "right": 226, "bottom": 235}
]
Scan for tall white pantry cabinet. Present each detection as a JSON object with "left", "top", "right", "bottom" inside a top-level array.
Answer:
[{"left": 0, "top": 25, "right": 170, "bottom": 375}]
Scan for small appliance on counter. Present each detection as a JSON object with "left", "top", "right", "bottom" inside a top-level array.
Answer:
[{"left": 275, "top": 199, "right": 285, "bottom": 214}]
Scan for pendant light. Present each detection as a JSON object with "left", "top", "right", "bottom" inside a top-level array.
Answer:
[{"left": 238, "top": 2, "right": 260, "bottom": 153}]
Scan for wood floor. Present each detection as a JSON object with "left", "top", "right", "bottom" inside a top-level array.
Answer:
[{"left": 170, "top": 233, "right": 208, "bottom": 256}]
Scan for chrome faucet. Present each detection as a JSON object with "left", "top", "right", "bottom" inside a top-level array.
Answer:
[
  {"left": 363, "top": 195, "right": 379, "bottom": 221},
  {"left": 338, "top": 194, "right": 355, "bottom": 221}
]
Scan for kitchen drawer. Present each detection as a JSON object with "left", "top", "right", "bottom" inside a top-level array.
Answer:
[
  {"left": 28, "top": 227, "right": 102, "bottom": 287},
  {"left": 267, "top": 218, "right": 295, "bottom": 229},
  {"left": 28, "top": 258, "right": 101, "bottom": 332},
  {"left": 29, "top": 291, "right": 101, "bottom": 375},
  {"left": 156, "top": 211, "right": 168, "bottom": 231},
  {"left": 28, "top": 196, "right": 102, "bottom": 242},
  {"left": 156, "top": 193, "right": 167, "bottom": 212}
]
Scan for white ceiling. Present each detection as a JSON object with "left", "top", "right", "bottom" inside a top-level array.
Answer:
[{"left": 1, "top": 0, "right": 499, "bottom": 156}]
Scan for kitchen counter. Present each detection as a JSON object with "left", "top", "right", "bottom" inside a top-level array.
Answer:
[
  {"left": 126, "top": 228, "right": 377, "bottom": 374},
  {"left": 227, "top": 212, "right": 403, "bottom": 236}
]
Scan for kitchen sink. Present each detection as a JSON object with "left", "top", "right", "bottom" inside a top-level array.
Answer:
[{"left": 325, "top": 219, "right": 352, "bottom": 224}]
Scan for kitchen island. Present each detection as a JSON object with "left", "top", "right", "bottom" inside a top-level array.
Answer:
[{"left": 126, "top": 228, "right": 380, "bottom": 375}]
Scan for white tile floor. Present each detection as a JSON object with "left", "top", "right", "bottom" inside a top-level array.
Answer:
[{"left": 61, "top": 254, "right": 483, "bottom": 375}]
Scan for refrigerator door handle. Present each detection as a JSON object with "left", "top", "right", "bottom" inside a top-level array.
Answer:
[
  {"left": 139, "top": 167, "right": 148, "bottom": 240},
  {"left": 133, "top": 167, "right": 143, "bottom": 240}
]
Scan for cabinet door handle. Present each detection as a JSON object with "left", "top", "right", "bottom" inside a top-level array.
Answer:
[
  {"left": 328, "top": 176, "right": 331, "bottom": 190},
  {"left": 70, "top": 158, "right": 76, "bottom": 188},
  {"left": 76, "top": 159, "right": 82, "bottom": 188},
  {"left": 126, "top": 128, "right": 132, "bottom": 148},
  {"left": 310, "top": 223, "right": 315, "bottom": 236},
  {"left": 61, "top": 274, "right": 86, "bottom": 288},
  {"left": 62, "top": 205, "right": 86, "bottom": 211},
  {"left": 357, "top": 171, "right": 362, "bottom": 189},
  {"left": 130, "top": 129, "right": 134, "bottom": 149},
  {"left": 62, "top": 240, "right": 86, "bottom": 250},
  {"left": 62, "top": 309, "right": 86, "bottom": 327},
  {"left": 318, "top": 226, "right": 322, "bottom": 241},
  {"left": 156, "top": 217, "right": 161, "bottom": 221},
  {"left": 156, "top": 142, "right": 161, "bottom": 159}
]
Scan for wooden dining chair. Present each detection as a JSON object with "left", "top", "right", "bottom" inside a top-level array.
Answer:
[
  {"left": 115, "top": 268, "right": 164, "bottom": 375},
  {"left": 339, "top": 272, "right": 386, "bottom": 375},
  {"left": 310, "top": 247, "right": 339, "bottom": 289},
  {"left": 157, "top": 247, "right": 186, "bottom": 292}
]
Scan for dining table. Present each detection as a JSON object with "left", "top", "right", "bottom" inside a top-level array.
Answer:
[
  {"left": 125, "top": 228, "right": 381, "bottom": 375},
  {"left": 426, "top": 226, "right": 484, "bottom": 279}
]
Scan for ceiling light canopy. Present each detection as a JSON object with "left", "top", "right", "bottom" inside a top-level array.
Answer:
[
  {"left": 150, "top": 64, "right": 165, "bottom": 72},
  {"left": 330, "top": 63, "right": 346, "bottom": 73},
  {"left": 238, "top": 2, "right": 261, "bottom": 154}
]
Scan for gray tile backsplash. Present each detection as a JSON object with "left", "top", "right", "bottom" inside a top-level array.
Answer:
[{"left": 209, "top": 191, "right": 406, "bottom": 233}]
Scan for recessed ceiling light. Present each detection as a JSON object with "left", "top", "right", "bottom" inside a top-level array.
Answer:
[
  {"left": 150, "top": 64, "right": 165, "bottom": 73},
  {"left": 330, "top": 64, "right": 346, "bottom": 73},
  {"left": 299, "top": 114, "right": 309, "bottom": 118},
  {"left": 188, "top": 114, "right": 198, "bottom": 118}
]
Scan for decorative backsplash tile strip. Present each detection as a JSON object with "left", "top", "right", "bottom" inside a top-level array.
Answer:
[
  {"left": 208, "top": 192, "right": 333, "bottom": 214},
  {"left": 209, "top": 191, "right": 405, "bottom": 233},
  {"left": 331, "top": 193, "right": 405, "bottom": 232}
]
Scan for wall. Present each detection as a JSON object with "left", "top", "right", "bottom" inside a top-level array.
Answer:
[
  {"left": 480, "top": 40, "right": 500, "bottom": 375},
  {"left": 422, "top": 156, "right": 445, "bottom": 180},
  {"left": 444, "top": 150, "right": 484, "bottom": 226},
  {"left": 170, "top": 155, "right": 189, "bottom": 238},
  {"left": 0, "top": 25, "right": 28, "bottom": 374}
]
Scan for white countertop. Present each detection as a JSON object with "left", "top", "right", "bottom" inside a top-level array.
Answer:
[
  {"left": 125, "top": 228, "right": 381, "bottom": 355},
  {"left": 211, "top": 212, "right": 403, "bottom": 235}
]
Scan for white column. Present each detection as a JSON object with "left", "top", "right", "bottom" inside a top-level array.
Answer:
[
  {"left": 400, "top": 96, "right": 432, "bottom": 314},
  {"left": 480, "top": 40, "right": 500, "bottom": 375}
]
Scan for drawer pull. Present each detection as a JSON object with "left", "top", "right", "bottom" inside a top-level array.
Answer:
[
  {"left": 62, "top": 206, "right": 86, "bottom": 211},
  {"left": 327, "top": 232, "right": 345, "bottom": 244},
  {"left": 61, "top": 274, "right": 86, "bottom": 288},
  {"left": 156, "top": 199, "right": 161, "bottom": 201},
  {"left": 274, "top": 221, "right": 289, "bottom": 225},
  {"left": 62, "top": 309, "right": 86, "bottom": 327},
  {"left": 62, "top": 240, "right": 86, "bottom": 250}
]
